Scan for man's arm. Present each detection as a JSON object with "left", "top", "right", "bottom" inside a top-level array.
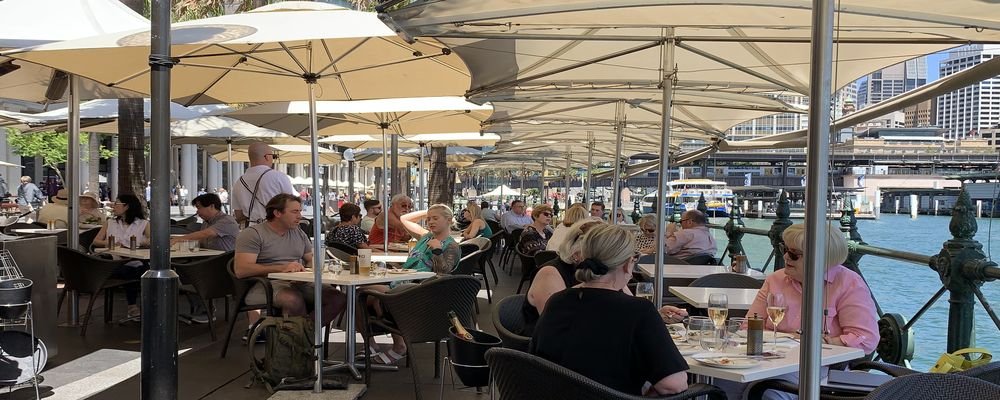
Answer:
[
  {"left": 233, "top": 252, "right": 304, "bottom": 278},
  {"left": 170, "top": 227, "right": 218, "bottom": 245}
]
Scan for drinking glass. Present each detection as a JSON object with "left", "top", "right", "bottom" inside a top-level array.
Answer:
[
  {"left": 726, "top": 317, "right": 748, "bottom": 348},
  {"left": 326, "top": 259, "right": 343, "bottom": 275},
  {"left": 375, "top": 262, "right": 387, "bottom": 278},
  {"left": 708, "top": 293, "right": 729, "bottom": 329},
  {"left": 684, "top": 316, "right": 713, "bottom": 344},
  {"left": 700, "top": 324, "right": 729, "bottom": 353},
  {"left": 635, "top": 282, "right": 654, "bottom": 302},
  {"left": 767, "top": 292, "right": 788, "bottom": 350},
  {"left": 187, "top": 240, "right": 199, "bottom": 252}
]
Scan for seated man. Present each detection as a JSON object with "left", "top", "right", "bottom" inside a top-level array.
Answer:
[
  {"left": 369, "top": 194, "right": 414, "bottom": 247},
  {"left": 589, "top": 201, "right": 606, "bottom": 221},
  {"left": 665, "top": 210, "right": 717, "bottom": 265},
  {"left": 359, "top": 199, "right": 381, "bottom": 233},
  {"left": 170, "top": 193, "right": 240, "bottom": 251},
  {"left": 235, "top": 193, "right": 346, "bottom": 334}
]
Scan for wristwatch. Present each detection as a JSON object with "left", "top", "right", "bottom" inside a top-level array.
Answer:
[{"left": 431, "top": 248, "right": 443, "bottom": 255}]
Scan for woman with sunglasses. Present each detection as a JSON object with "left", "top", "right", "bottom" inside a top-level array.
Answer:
[
  {"left": 635, "top": 214, "right": 658, "bottom": 254},
  {"left": 530, "top": 224, "right": 689, "bottom": 396},
  {"left": 459, "top": 202, "right": 492, "bottom": 240},
  {"left": 545, "top": 204, "right": 588, "bottom": 251},
  {"left": 93, "top": 194, "right": 151, "bottom": 318},
  {"left": 517, "top": 204, "right": 554, "bottom": 256},
  {"left": 738, "top": 223, "right": 879, "bottom": 399}
]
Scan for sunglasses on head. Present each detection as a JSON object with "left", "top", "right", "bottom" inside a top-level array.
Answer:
[{"left": 779, "top": 243, "right": 802, "bottom": 261}]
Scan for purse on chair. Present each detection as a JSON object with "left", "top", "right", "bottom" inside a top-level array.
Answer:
[{"left": 929, "top": 348, "right": 992, "bottom": 373}]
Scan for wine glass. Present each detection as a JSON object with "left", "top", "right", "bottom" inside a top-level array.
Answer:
[
  {"left": 635, "top": 282, "right": 654, "bottom": 302},
  {"left": 767, "top": 292, "right": 788, "bottom": 350},
  {"left": 707, "top": 293, "right": 729, "bottom": 329}
]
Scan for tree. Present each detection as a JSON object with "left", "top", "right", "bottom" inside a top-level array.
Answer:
[
  {"left": 428, "top": 146, "right": 453, "bottom": 206},
  {"left": 6, "top": 129, "right": 115, "bottom": 183}
]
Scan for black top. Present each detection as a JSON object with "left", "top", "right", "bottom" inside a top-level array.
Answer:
[
  {"left": 529, "top": 288, "right": 688, "bottom": 396},
  {"left": 519, "top": 259, "right": 578, "bottom": 336}
]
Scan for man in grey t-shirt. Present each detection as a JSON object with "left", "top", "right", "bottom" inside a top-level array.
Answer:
[
  {"left": 235, "top": 194, "right": 346, "bottom": 331},
  {"left": 170, "top": 193, "right": 240, "bottom": 251}
]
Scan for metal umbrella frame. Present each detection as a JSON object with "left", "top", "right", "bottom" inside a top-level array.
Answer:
[{"left": 3, "top": 2, "right": 471, "bottom": 392}]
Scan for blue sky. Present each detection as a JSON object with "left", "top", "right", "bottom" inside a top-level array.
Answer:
[{"left": 926, "top": 52, "right": 948, "bottom": 81}]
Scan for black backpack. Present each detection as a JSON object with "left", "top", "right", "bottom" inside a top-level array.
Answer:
[{"left": 247, "top": 316, "right": 316, "bottom": 392}]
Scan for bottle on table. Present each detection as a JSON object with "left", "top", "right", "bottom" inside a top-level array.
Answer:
[
  {"left": 129, "top": 235, "right": 137, "bottom": 252},
  {"left": 449, "top": 310, "right": 474, "bottom": 341}
]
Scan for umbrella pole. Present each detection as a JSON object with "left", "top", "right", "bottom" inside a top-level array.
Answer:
[
  {"left": 611, "top": 100, "right": 625, "bottom": 225},
  {"left": 539, "top": 158, "right": 546, "bottom": 207},
  {"left": 564, "top": 146, "right": 571, "bottom": 212},
  {"left": 67, "top": 75, "right": 80, "bottom": 249},
  {"left": 800, "top": 1, "right": 835, "bottom": 398},
  {"left": 586, "top": 132, "right": 593, "bottom": 204},
  {"left": 227, "top": 139, "right": 233, "bottom": 198},
  {"left": 381, "top": 124, "right": 390, "bottom": 249},
  {"left": 418, "top": 143, "right": 426, "bottom": 209},
  {"left": 143, "top": 1, "right": 179, "bottom": 398},
  {"left": 653, "top": 30, "right": 676, "bottom": 312},
  {"left": 306, "top": 81, "right": 335, "bottom": 391}
]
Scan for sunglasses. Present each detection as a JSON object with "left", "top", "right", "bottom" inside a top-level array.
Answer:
[
  {"left": 541, "top": 212, "right": 552, "bottom": 217},
  {"left": 264, "top": 153, "right": 280, "bottom": 160},
  {"left": 778, "top": 243, "right": 802, "bottom": 261},
  {"left": 679, "top": 218, "right": 690, "bottom": 223},
  {"left": 642, "top": 228, "right": 656, "bottom": 233}
]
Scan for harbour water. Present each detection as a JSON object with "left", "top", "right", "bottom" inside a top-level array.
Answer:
[{"left": 713, "top": 213, "right": 1000, "bottom": 370}]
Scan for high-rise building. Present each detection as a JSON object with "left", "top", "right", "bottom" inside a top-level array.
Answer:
[
  {"left": 937, "top": 44, "right": 1000, "bottom": 139},
  {"left": 903, "top": 100, "right": 935, "bottom": 127},
  {"left": 857, "top": 57, "right": 928, "bottom": 109},
  {"left": 725, "top": 94, "right": 810, "bottom": 142}
]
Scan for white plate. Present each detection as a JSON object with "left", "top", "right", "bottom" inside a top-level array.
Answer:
[
  {"left": 691, "top": 353, "right": 761, "bottom": 369},
  {"left": 675, "top": 343, "right": 701, "bottom": 356},
  {"left": 388, "top": 269, "right": 417, "bottom": 274}
]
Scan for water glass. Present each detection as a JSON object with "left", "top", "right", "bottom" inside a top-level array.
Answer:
[
  {"left": 635, "top": 282, "right": 654, "bottom": 302},
  {"left": 326, "top": 259, "right": 343, "bottom": 275},
  {"left": 684, "top": 316, "right": 714, "bottom": 343},
  {"left": 187, "top": 240, "right": 199, "bottom": 252},
  {"left": 726, "top": 317, "right": 748, "bottom": 347},
  {"left": 700, "top": 326, "right": 729, "bottom": 353},
  {"left": 375, "top": 263, "right": 387, "bottom": 278}
]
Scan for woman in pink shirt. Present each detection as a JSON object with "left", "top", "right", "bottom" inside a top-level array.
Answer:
[{"left": 746, "top": 223, "right": 879, "bottom": 353}]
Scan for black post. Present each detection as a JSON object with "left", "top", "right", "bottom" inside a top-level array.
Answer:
[
  {"left": 723, "top": 194, "right": 746, "bottom": 266},
  {"left": 768, "top": 191, "right": 792, "bottom": 271},
  {"left": 143, "top": 1, "right": 178, "bottom": 399}
]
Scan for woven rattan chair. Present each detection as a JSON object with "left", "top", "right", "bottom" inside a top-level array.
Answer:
[
  {"left": 455, "top": 244, "right": 487, "bottom": 313},
  {"left": 56, "top": 246, "right": 133, "bottom": 336},
  {"left": 501, "top": 228, "right": 523, "bottom": 274},
  {"left": 358, "top": 275, "right": 480, "bottom": 400},
  {"left": 638, "top": 254, "right": 690, "bottom": 265},
  {"left": 960, "top": 361, "right": 1000, "bottom": 384},
  {"left": 515, "top": 247, "right": 537, "bottom": 294},
  {"left": 485, "top": 231, "right": 503, "bottom": 283},
  {"left": 491, "top": 295, "right": 530, "bottom": 352},
  {"left": 690, "top": 272, "right": 763, "bottom": 318},
  {"left": 865, "top": 372, "right": 1000, "bottom": 399},
  {"left": 683, "top": 254, "right": 718, "bottom": 266},
  {"left": 486, "top": 347, "right": 726, "bottom": 400},
  {"left": 219, "top": 258, "right": 275, "bottom": 358},
  {"left": 173, "top": 251, "right": 235, "bottom": 341}
]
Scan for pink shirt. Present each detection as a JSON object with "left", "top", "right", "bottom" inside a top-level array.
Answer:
[
  {"left": 746, "top": 264, "right": 880, "bottom": 354},
  {"left": 665, "top": 225, "right": 717, "bottom": 259}
]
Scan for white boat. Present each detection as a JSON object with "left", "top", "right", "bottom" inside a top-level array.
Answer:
[{"left": 640, "top": 179, "right": 733, "bottom": 217}]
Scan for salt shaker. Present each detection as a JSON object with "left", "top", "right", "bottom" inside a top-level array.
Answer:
[
  {"left": 129, "top": 235, "right": 137, "bottom": 252},
  {"left": 108, "top": 235, "right": 116, "bottom": 250},
  {"left": 747, "top": 313, "right": 765, "bottom": 356}
]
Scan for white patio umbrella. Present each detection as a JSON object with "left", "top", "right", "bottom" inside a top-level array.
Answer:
[
  {"left": 207, "top": 143, "right": 342, "bottom": 165},
  {"left": 3, "top": 1, "right": 471, "bottom": 388},
  {"left": 481, "top": 184, "right": 521, "bottom": 198},
  {"left": 320, "top": 132, "right": 500, "bottom": 148},
  {"left": 0, "top": 98, "right": 215, "bottom": 133}
]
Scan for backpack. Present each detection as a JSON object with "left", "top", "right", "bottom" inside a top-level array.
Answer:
[{"left": 247, "top": 316, "right": 316, "bottom": 392}]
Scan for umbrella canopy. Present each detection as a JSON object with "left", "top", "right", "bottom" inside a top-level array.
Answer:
[
  {"left": 0, "top": 0, "right": 146, "bottom": 102},
  {"left": 168, "top": 116, "right": 296, "bottom": 145},
  {"left": 350, "top": 146, "right": 482, "bottom": 167},
  {"left": 207, "top": 143, "right": 341, "bottom": 164},
  {"left": 289, "top": 176, "right": 366, "bottom": 188},
  {"left": 321, "top": 132, "right": 500, "bottom": 148},
  {"left": 222, "top": 97, "right": 493, "bottom": 137},
  {"left": 0, "top": 99, "right": 229, "bottom": 134},
  {"left": 3, "top": 2, "right": 471, "bottom": 105},
  {"left": 481, "top": 185, "right": 521, "bottom": 198}
]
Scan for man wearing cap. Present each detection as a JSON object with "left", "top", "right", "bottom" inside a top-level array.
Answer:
[{"left": 232, "top": 142, "right": 296, "bottom": 227}]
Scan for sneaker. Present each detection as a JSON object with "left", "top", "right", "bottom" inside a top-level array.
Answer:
[
  {"left": 190, "top": 313, "right": 214, "bottom": 324},
  {"left": 242, "top": 329, "right": 267, "bottom": 344},
  {"left": 126, "top": 305, "right": 141, "bottom": 319}
]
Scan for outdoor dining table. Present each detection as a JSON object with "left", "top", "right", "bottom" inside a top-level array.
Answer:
[
  {"left": 371, "top": 252, "right": 409, "bottom": 263},
  {"left": 683, "top": 343, "right": 865, "bottom": 383},
  {"left": 12, "top": 228, "right": 66, "bottom": 235},
  {"left": 268, "top": 269, "right": 436, "bottom": 380},
  {"left": 638, "top": 264, "right": 766, "bottom": 280},
  {"left": 96, "top": 247, "right": 226, "bottom": 260},
  {"left": 669, "top": 287, "right": 759, "bottom": 310}
]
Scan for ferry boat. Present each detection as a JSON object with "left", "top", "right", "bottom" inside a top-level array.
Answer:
[{"left": 640, "top": 179, "right": 733, "bottom": 217}]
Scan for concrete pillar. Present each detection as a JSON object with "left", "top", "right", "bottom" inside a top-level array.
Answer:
[
  {"left": 206, "top": 157, "right": 222, "bottom": 192},
  {"left": 977, "top": 200, "right": 983, "bottom": 218},
  {"left": 757, "top": 200, "right": 763, "bottom": 218},
  {"left": 910, "top": 194, "right": 918, "bottom": 219},
  {"left": 743, "top": 200, "right": 750, "bottom": 217},
  {"left": 934, "top": 199, "right": 940, "bottom": 216},
  {"left": 181, "top": 144, "right": 198, "bottom": 196},
  {"left": 109, "top": 137, "right": 119, "bottom": 200},
  {"left": 894, "top": 197, "right": 900, "bottom": 214}
]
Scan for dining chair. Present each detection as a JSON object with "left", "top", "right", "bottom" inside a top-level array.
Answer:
[
  {"left": 492, "top": 295, "right": 530, "bottom": 352},
  {"left": 864, "top": 372, "right": 1000, "bottom": 399},
  {"left": 220, "top": 258, "right": 275, "bottom": 358},
  {"left": 485, "top": 348, "right": 727, "bottom": 400},
  {"left": 56, "top": 246, "right": 134, "bottom": 336},
  {"left": 173, "top": 251, "right": 235, "bottom": 341}
]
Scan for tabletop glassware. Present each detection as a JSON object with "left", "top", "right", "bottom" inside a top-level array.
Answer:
[
  {"left": 186, "top": 240, "right": 199, "bottom": 252},
  {"left": 700, "top": 323, "right": 729, "bottom": 353},
  {"left": 726, "top": 317, "right": 748, "bottom": 347},
  {"left": 635, "top": 282, "right": 654, "bottom": 302},
  {"left": 375, "top": 262, "right": 387, "bottom": 278},
  {"left": 326, "top": 259, "right": 343, "bottom": 275},
  {"left": 767, "top": 292, "right": 788, "bottom": 350},
  {"left": 684, "top": 316, "right": 713, "bottom": 344},
  {"left": 708, "top": 293, "right": 729, "bottom": 329}
]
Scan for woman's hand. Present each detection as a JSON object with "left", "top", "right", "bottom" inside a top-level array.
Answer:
[
  {"left": 427, "top": 238, "right": 443, "bottom": 250},
  {"left": 659, "top": 305, "right": 688, "bottom": 324},
  {"left": 823, "top": 335, "right": 845, "bottom": 346}
]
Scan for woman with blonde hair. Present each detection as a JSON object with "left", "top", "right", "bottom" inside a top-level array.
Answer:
[
  {"left": 545, "top": 204, "right": 588, "bottom": 251},
  {"left": 459, "top": 202, "right": 493, "bottom": 240},
  {"left": 530, "top": 224, "right": 689, "bottom": 396}
]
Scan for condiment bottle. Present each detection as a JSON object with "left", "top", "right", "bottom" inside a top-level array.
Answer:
[
  {"left": 108, "top": 235, "right": 116, "bottom": 250},
  {"left": 747, "top": 313, "right": 764, "bottom": 356},
  {"left": 349, "top": 255, "right": 359, "bottom": 274},
  {"left": 129, "top": 235, "right": 137, "bottom": 252}
]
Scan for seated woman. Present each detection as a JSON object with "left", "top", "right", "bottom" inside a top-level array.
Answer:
[
  {"left": 78, "top": 191, "right": 106, "bottom": 225},
  {"left": 325, "top": 202, "right": 369, "bottom": 249},
  {"left": 634, "top": 214, "right": 658, "bottom": 254},
  {"left": 738, "top": 223, "right": 879, "bottom": 399},
  {"left": 517, "top": 204, "right": 553, "bottom": 256},
  {"left": 545, "top": 204, "right": 587, "bottom": 251},
  {"left": 92, "top": 194, "right": 151, "bottom": 318},
  {"left": 357, "top": 204, "right": 462, "bottom": 365},
  {"left": 459, "top": 202, "right": 492, "bottom": 241},
  {"left": 530, "top": 224, "right": 689, "bottom": 396}
]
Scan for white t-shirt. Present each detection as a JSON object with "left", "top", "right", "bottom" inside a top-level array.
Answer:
[{"left": 232, "top": 165, "right": 296, "bottom": 223}]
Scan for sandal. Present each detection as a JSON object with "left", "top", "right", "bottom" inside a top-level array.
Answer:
[
  {"left": 354, "top": 345, "right": 381, "bottom": 361},
  {"left": 370, "top": 349, "right": 406, "bottom": 365}
]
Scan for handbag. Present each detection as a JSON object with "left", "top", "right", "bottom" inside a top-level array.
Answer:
[{"left": 929, "top": 347, "right": 992, "bottom": 373}]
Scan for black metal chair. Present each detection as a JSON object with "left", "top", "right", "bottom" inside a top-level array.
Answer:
[
  {"left": 56, "top": 246, "right": 134, "bottom": 336},
  {"left": 358, "top": 275, "right": 480, "bottom": 400},
  {"left": 78, "top": 227, "right": 100, "bottom": 252},
  {"left": 864, "top": 372, "right": 1000, "bottom": 400},
  {"left": 502, "top": 228, "right": 523, "bottom": 274},
  {"left": 486, "top": 347, "right": 726, "bottom": 400},
  {"left": 485, "top": 231, "right": 503, "bottom": 284},
  {"left": 683, "top": 254, "right": 718, "bottom": 266},
  {"left": 173, "top": 251, "right": 235, "bottom": 341},
  {"left": 492, "top": 295, "right": 530, "bottom": 352},
  {"left": 326, "top": 240, "right": 358, "bottom": 263},
  {"left": 515, "top": 248, "right": 537, "bottom": 294},
  {"left": 689, "top": 273, "right": 763, "bottom": 318},
  {"left": 220, "top": 258, "right": 275, "bottom": 358}
]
